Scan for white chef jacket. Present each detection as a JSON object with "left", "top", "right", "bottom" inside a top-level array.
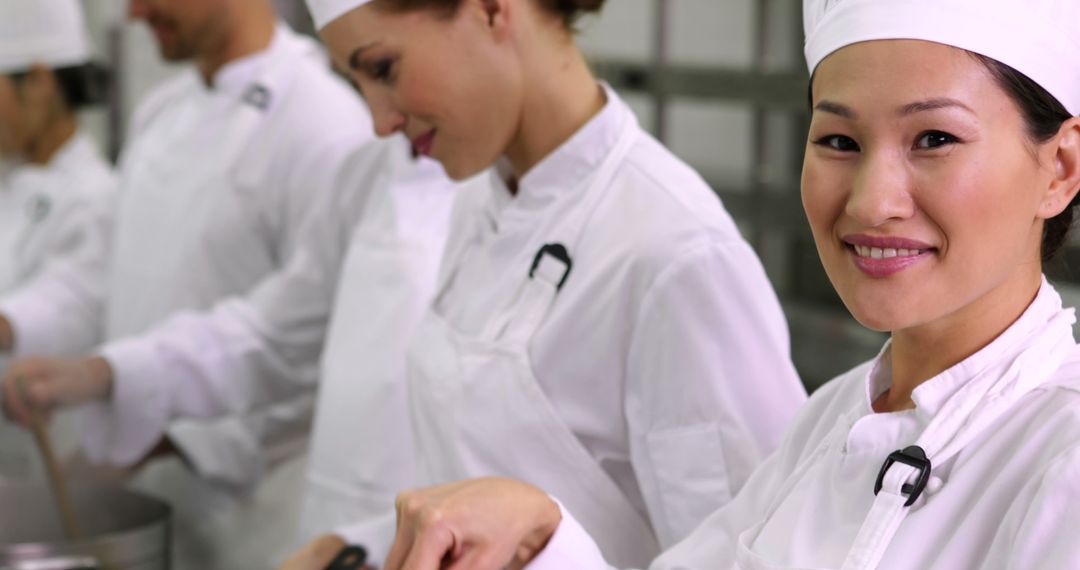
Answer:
[
  {"left": 532, "top": 278, "right": 1080, "bottom": 570},
  {"left": 419, "top": 86, "right": 806, "bottom": 551},
  {"left": 0, "top": 23, "right": 373, "bottom": 570},
  {"left": 0, "top": 132, "right": 115, "bottom": 296},
  {"left": 0, "top": 131, "right": 114, "bottom": 482}
]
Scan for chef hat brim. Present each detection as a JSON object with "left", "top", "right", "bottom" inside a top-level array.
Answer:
[{"left": 804, "top": 0, "right": 1080, "bottom": 116}]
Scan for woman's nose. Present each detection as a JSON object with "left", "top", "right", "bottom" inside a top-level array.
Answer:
[
  {"left": 845, "top": 152, "right": 916, "bottom": 226},
  {"left": 369, "top": 94, "right": 406, "bottom": 138}
]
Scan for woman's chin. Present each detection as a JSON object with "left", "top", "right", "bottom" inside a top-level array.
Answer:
[
  {"left": 438, "top": 156, "right": 486, "bottom": 181},
  {"left": 842, "top": 297, "right": 922, "bottom": 334}
]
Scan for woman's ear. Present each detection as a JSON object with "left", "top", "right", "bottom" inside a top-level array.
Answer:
[
  {"left": 1038, "top": 117, "right": 1080, "bottom": 219},
  {"left": 474, "top": 0, "right": 512, "bottom": 40}
]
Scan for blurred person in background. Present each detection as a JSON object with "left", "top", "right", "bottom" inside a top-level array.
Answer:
[
  {"left": 2, "top": 132, "right": 466, "bottom": 567},
  {"left": 0, "top": 0, "right": 115, "bottom": 483},
  {"left": 0, "top": 0, "right": 374, "bottom": 567}
]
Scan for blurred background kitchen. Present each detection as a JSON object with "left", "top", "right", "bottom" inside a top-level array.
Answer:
[{"left": 77, "top": 0, "right": 1080, "bottom": 392}]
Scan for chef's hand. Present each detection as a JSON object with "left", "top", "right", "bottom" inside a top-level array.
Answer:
[
  {"left": 1, "top": 356, "right": 113, "bottom": 426},
  {"left": 279, "top": 533, "right": 375, "bottom": 570},
  {"left": 0, "top": 314, "right": 13, "bottom": 352},
  {"left": 384, "top": 477, "right": 561, "bottom": 570}
]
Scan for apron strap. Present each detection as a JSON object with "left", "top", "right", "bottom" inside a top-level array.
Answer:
[
  {"left": 840, "top": 453, "right": 926, "bottom": 570},
  {"left": 493, "top": 244, "right": 572, "bottom": 345},
  {"left": 842, "top": 296, "right": 1076, "bottom": 570},
  {"left": 462, "top": 102, "right": 641, "bottom": 345}
]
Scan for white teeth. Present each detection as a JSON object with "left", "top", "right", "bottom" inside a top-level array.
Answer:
[{"left": 852, "top": 245, "right": 925, "bottom": 258}]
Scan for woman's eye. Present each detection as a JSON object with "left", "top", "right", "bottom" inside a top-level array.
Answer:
[
  {"left": 369, "top": 59, "right": 395, "bottom": 82},
  {"left": 914, "top": 130, "right": 959, "bottom": 150},
  {"left": 814, "top": 135, "right": 860, "bottom": 152}
]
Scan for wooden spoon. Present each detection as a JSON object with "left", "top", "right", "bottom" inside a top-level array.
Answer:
[{"left": 15, "top": 376, "right": 83, "bottom": 541}]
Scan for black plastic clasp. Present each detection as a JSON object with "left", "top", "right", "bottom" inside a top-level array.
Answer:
[
  {"left": 874, "top": 445, "right": 932, "bottom": 507},
  {"left": 324, "top": 545, "right": 367, "bottom": 570},
  {"left": 529, "top": 243, "right": 573, "bottom": 291}
]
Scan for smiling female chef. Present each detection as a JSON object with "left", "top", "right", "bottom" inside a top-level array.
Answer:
[
  {"left": 374, "top": 0, "right": 1080, "bottom": 568},
  {"left": 289, "top": 0, "right": 806, "bottom": 566}
]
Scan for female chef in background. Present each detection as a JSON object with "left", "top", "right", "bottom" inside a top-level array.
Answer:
[
  {"left": 0, "top": 0, "right": 114, "bottom": 481},
  {"left": 287, "top": 0, "right": 806, "bottom": 566},
  {"left": 376, "top": 0, "right": 1080, "bottom": 568},
  {"left": 0, "top": 0, "right": 114, "bottom": 325}
]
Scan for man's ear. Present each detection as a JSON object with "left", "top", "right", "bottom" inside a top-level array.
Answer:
[{"left": 1038, "top": 117, "right": 1080, "bottom": 219}]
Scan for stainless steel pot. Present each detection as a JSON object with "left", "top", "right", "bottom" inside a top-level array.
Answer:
[{"left": 0, "top": 483, "right": 170, "bottom": 570}]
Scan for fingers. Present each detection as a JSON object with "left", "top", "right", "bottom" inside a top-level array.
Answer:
[
  {"left": 444, "top": 546, "right": 519, "bottom": 570},
  {"left": 277, "top": 534, "right": 346, "bottom": 570},
  {"left": 399, "top": 521, "right": 456, "bottom": 570},
  {"left": 388, "top": 489, "right": 461, "bottom": 570},
  {"left": 1, "top": 357, "right": 80, "bottom": 427},
  {"left": 0, "top": 373, "right": 27, "bottom": 425},
  {"left": 387, "top": 480, "right": 558, "bottom": 570},
  {"left": 385, "top": 491, "right": 419, "bottom": 570},
  {"left": 2, "top": 368, "right": 48, "bottom": 427},
  {"left": 0, "top": 356, "right": 113, "bottom": 427}
]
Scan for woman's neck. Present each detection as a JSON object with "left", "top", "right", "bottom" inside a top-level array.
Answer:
[
  {"left": 27, "top": 112, "right": 77, "bottom": 166},
  {"left": 875, "top": 268, "right": 1043, "bottom": 413},
  {"left": 503, "top": 34, "right": 605, "bottom": 180}
]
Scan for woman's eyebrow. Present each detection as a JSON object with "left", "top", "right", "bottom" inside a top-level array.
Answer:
[
  {"left": 813, "top": 98, "right": 976, "bottom": 119},
  {"left": 814, "top": 100, "right": 856, "bottom": 118},
  {"left": 899, "top": 97, "right": 976, "bottom": 116},
  {"left": 348, "top": 42, "right": 381, "bottom": 71}
]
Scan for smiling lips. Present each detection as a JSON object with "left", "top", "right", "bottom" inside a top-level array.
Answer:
[
  {"left": 411, "top": 130, "right": 435, "bottom": 157},
  {"left": 843, "top": 234, "right": 935, "bottom": 277}
]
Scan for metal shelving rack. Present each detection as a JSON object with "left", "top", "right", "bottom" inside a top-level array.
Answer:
[{"left": 589, "top": 0, "right": 886, "bottom": 390}]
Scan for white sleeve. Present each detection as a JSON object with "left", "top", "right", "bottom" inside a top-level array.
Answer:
[
  {"left": 530, "top": 443, "right": 796, "bottom": 570},
  {"left": 0, "top": 184, "right": 116, "bottom": 357},
  {"left": 624, "top": 240, "right": 806, "bottom": 548},
  {"left": 526, "top": 500, "right": 616, "bottom": 570},
  {"left": 150, "top": 88, "right": 375, "bottom": 486},
  {"left": 79, "top": 142, "right": 376, "bottom": 468}
]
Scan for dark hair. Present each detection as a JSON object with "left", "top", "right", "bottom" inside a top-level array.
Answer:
[
  {"left": 373, "top": 0, "right": 606, "bottom": 28},
  {"left": 10, "top": 63, "right": 111, "bottom": 110},
  {"left": 970, "top": 53, "right": 1077, "bottom": 262}
]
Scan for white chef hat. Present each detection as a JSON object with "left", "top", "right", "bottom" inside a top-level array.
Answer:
[
  {"left": 804, "top": 0, "right": 1080, "bottom": 116},
  {"left": 308, "top": 0, "right": 376, "bottom": 30},
  {"left": 0, "top": 0, "right": 94, "bottom": 74}
]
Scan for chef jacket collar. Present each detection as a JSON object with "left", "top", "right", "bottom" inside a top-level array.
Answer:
[
  {"left": 203, "top": 22, "right": 294, "bottom": 96},
  {"left": 487, "top": 82, "right": 627, "bottom": 223},
  {"left": 865, "top": 276, "right": 1063, "bottom": 419},
  {"left": 5, "top": 130, "right": 93, "bottom": 182}
]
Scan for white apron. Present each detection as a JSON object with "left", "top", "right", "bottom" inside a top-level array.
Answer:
[
  {"left": 298, "top": 151, "right": 453, "bottom": 558},
  {"left": 733, "top": 296, "right": 1077, "bottom": 570},
  {"left": 406, "top": 113, "right": 661, "bottom": 569}
]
